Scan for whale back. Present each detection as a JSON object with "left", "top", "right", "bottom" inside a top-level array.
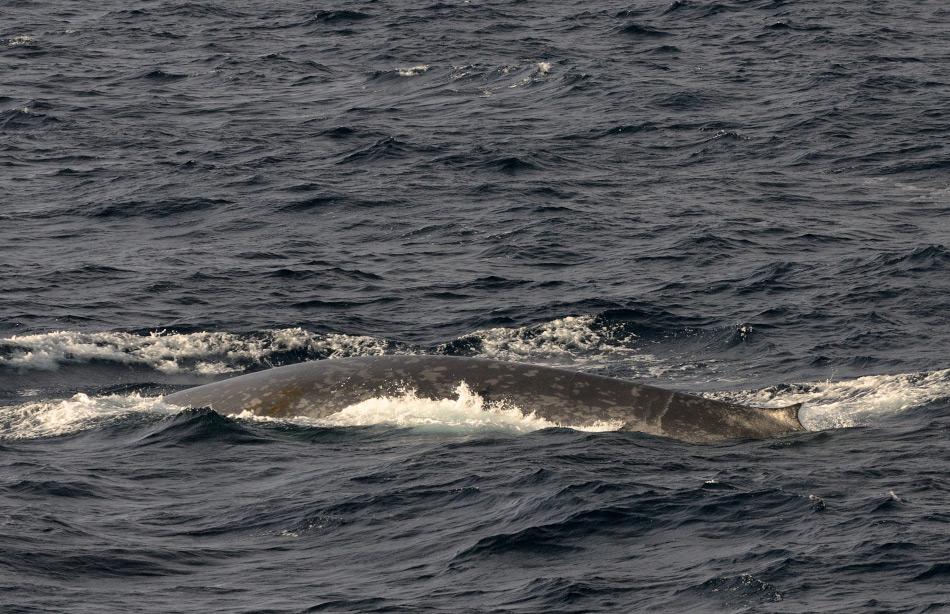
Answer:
[{"left": 163, "top": 356, "right": 805, "bottom": 443}]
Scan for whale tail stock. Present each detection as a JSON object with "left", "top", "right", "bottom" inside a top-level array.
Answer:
[{"left": 756, "top": 402, "right": 805, "bottom": 432}]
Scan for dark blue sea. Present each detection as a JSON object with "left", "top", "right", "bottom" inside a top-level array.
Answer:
[{"left": 2, "top": 0, "right": 950, "bottom": 611}]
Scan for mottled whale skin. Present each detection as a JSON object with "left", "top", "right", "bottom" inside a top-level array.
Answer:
[{"left": 164, "top": 356, "right": 804, "bottom": 443}]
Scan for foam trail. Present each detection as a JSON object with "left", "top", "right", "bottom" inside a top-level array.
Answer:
[
  {"left": 708, "top": 368, "right": 950, "bottom": 430},
  {"left": 233, "top": 383, "right": 623, "bottom": 434}
]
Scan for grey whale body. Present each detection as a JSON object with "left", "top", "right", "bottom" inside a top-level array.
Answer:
[{"left": 164, "top": 356, "right": 805, "bottom": 443}]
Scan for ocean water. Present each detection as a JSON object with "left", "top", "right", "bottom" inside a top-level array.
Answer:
[{"left": 2, "top": 0, "right": 949, "bottom": 611}]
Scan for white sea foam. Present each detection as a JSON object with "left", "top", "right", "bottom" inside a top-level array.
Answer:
[
  {"left": 397, "top": 64, "right": 429, "bottom": 77},
  {"left": 232, "top": 382, "right": 622, "bottom": 433},
  {"left": 7, "top": 35, "right": 35, "bottom": 47},
  {"left": 537, "top": 61, "right": 552, "bottom": 74},
  {"left": 706, "top": 368, "right": 950, "bottom": 430},
  {"left": 0, "top": 328, "right": 388, "bottom": 373},
  {"left": 0, "top": 393, "right": 175, "bottom": 440},
  {"left": 461, "top": 315, "right": 654, "bottom": 369},
  {"left": 473, "top": 315, "right": 603, "bottom": 355}
]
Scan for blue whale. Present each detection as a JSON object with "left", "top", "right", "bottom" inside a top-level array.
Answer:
[{"left": 164, "top": 356, "right": 804, "bottom": 443}]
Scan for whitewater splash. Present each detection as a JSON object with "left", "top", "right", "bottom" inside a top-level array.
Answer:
[
  {"left": 3, "top": 370, "right": 947, "bottom": 441},
  {"left": 234, "top": 382, "right": 622, "bottom": 433}
]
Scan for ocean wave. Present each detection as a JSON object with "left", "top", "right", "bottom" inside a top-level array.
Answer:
[
  {"left": 0, "top": 392, "right": 174, "bottom": 440},
  {"left": 305, "top": 9, "right": 372, "bottom": 25},
  {"left": 0, "top": 106, "right": 60, "bottom": 130},
  {"left": 138, "top": 407, "right": 270, "bottom": 447},
  {"left": 0, "top": 328, "right": 389, "bottom": 373},
  {"left": 83, "top": 197, "right": 230, "bottom": 219},
  {"left": 0, "top": 316, "right": 652, "bottom": 374}
]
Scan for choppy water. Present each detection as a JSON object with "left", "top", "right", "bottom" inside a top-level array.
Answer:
[{"left": 2, "top": 0, "right": 949, "bottom": 611}]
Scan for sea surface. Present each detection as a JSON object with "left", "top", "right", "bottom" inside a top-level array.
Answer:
[{"left": 2, "top": 0, "right": 950, "bottom": 611}]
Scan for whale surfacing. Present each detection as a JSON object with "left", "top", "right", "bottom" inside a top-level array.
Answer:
[{"left": 163, "top": 356, "right": 804, "bottom": 443}]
